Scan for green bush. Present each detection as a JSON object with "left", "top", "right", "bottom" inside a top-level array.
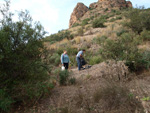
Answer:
[
  {"left": 59, "top": 70, "right": 69, "bottom": 85},
  {"left": 100, "top": 32, "right": 147, "bottom": 71},
  {"left": 90, "top": 16, "right": 94, "bottom": 20},
  {"left": 49, "top": 53, "right": 60, "bottom": 66},
  {"left": 124, "top": 8, "right": 150, "bottom": 34},
  {"left": 69, "top": 77, "right": 76, "bottom": 85},
  {"left": 0, "top": 2, "right": 53, "bottom": 112},
  {"left": 67, "top": 47, "right": 78, "bottom": 56},
  {"left": 92, "top": 19, "right": 106, "bottom": 28},
  {"left": 89, "top": 56, "right": 103, "bottom": 65},
  {"left": 140, "top": 30, "right": 150, "bottom": 41},
  {"left": 0, "top": 89, "right": 13, "bottom": 112},
  {"left": 92, "top": 36, "right": 108, "bottom": 45},
  {"left": 82, "top": 18, "right": 90, "bottom": 26},
  {"left": 138, "top": 50, "right": 150, "bottom": 69},
  {"left": 104, "top": 8, "right": 108, "bottom": 12},
  {"left": 116, "top": 29, "right": 128, "bottom": 36},
  {"left": 109, "top": 18, "right": 116, "bottom": 22},
  {"left": 72, "top": 23, "right": 80, "bottom": 27},
  {"left": 92, "top": 15, "right": 108, "bottom": 28}
]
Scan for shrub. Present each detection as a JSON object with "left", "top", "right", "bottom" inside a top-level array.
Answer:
[
  {"left": 59, "top": 70, "right": 69, "bottom": 85},
  {"left": 92, "top": 15, "right": 108, "bottom": 28},
  {"left": 116, "top": 29, "right": 128, "bottom": 36},
  {"left": 90, "top": 16, "right": 94, "bottom": 20},
  {"left": 92, "top": 36, "right": 108, "bottom": 45},
  {"left": 72, "top": 23, "right": 80, "bottom": 27},
  {"left": 138, "top": 50, "right": 150, "bottom": 69},
  {"left": 89, "top": 56, "right": 103, "bottom": 65},
  {"left": 100, "top": 32, "right": 147, "bottom": 71},
  {"left": 69, "top": 56, "right": 77, "bottom": 67},
  {"left": 82, "top": 18, "right": 90, "bottom": 26},
  {"left": 116, "top": 16, "right": 122, "bottom": 20},
  {"left": 109, "top": 18, "right": 116, "bottom": 22},
  {"left": 0, "top": 2, "right": 53, "bottom": 111},
  {"left": 0, "top": 89, "right": 14, "bottom": 112},
  {"left": 45, "top": 30, "right": 74, "bottom": 43},
  {"left": 124, "top": 8, "right": 150, "bottom": 34},
  {"left": 69, "top": 77, "right": 76, "bottom": 85},
  {"left": 49, "top": 53, "right": 60, "bottom": 66},
  {"left": 140, "top": 30, "right": 150, "bottom": 41},
  {"left": 92, "top": 18, "right": 106, "bottom": 28},
  {"left": 67, "top": 47, "right": 78, "bottom": 56},
  {"left": 104, "top": 8, "right": 108, "bottom": 12},
  {"left": 77, "top": 27, "right": 84, "bottom": 36}
]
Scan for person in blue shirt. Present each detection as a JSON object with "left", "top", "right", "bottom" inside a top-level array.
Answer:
[
  {"left": 61, "top": 50, "right": 70, "bottom": 70},
  {"left": 76, "top": 49, "right": 86, "bottom": 71}
]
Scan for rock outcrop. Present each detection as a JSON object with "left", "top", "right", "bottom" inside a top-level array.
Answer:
[
  {"left": 69, "top": 3, "right": 89, "bottom": 28},
  {"left": 89, "top": 2, "right": 97, "bottom": 9},
  {"left": 97, "top": 0, "right": 132, "bottom": 9},
  {"left": 69, "top": 0, "right": 132, "bottom": 28},
  {"left": 126, "top": 1, "right": 133, "bottom": 7}
]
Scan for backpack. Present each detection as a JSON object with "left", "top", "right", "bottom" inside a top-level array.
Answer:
[{"left": 81, "top": 58, "right": 86, "bottom": 65}]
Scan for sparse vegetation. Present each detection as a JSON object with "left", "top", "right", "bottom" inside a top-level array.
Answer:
[
  {"left": 89, "top": 56, "right": 103, "bottom": 65},
  {"left": 59, "top": 70, "right": 70, "bottom": 85},
  {"left": 44, "top": 30, "right": 74, "bottom": 44},
  {"left": 77, "top": 27, "right": 84, "bottom": 36},
  {"left": 93, "top": 81, "right": 144, "bottom": 113}
]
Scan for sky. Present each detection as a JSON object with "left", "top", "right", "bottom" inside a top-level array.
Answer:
[{"left": 0, "top": 0, "right": 150, "bottom": 35}]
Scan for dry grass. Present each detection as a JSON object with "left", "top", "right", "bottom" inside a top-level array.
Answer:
[
  {"left": 93, "top": 80, "right": 144, "bottom": 113},
  {"left": 74, "top": 36, "right": 81, "bottom": 44},
  {"left": 46, "top": 38, "right": 70, "bottom": 49}
]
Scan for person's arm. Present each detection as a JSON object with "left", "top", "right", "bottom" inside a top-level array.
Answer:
[
  {"left": 80, "top": 51, "right": 83, "bottom": 57},
  {"left": 61, "top": 54, "right": 64, "bottom": 65}
]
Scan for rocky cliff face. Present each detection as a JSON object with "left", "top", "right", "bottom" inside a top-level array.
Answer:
[
  {"left": 69, "top": 3, "right": 89, "bottom": 28},
  {"left": 69, "top": 0, "right": 132, "bottom": 28}
]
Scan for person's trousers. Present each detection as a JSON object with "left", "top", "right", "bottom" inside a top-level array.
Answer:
[
  {"left": 63, "top": 63, "right": 69, "bottom": 70},
  {"left": 76, "top": 57, "right": 81, "bottom": 70}
]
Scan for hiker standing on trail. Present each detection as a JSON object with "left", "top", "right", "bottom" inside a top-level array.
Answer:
[
  {"left": 76, "top": 49, "right": 86, "bottom": 71},
  {"left": 61, "top": 50, "right": 70, "bottom": 70}
]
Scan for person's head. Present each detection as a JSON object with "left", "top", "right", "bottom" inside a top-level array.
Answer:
[
  {"left": 64, "top": 50, "right": 67, "bottom": 54},
  {"left": 82, "top": 49, "right": 86, "bottom": 53}
]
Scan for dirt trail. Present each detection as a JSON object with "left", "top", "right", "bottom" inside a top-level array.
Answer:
[{"left": 18, "top": 62, "right": 150, "bottom": 113}]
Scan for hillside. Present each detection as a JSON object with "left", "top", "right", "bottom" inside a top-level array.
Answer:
[{"left": 6, "top": 0, "right": 150, "bottom": 113}]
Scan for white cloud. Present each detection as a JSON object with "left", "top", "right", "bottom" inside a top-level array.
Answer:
[{"left": 9, "top": 0, "right": 59, "bottom": 34}]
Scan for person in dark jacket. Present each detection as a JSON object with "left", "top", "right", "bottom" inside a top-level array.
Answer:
[
  {"left": 61, "top": 50, "right": 70, "bottom": 70},
  {"left": 76, "top": 49, "right": 86, "bottom": 71}
]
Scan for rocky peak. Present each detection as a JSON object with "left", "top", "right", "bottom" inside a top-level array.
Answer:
[
  {"left": 69, "top": 0, "right": 132, "bottom": 28},
  {"left": 69, "top": 3, "right": 89, "bottom": 28}
]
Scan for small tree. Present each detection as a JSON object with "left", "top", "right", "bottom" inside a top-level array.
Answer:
[
  {"left": 124, "top": 8, "right": 150, "bottom": 34},
  {"left": 0, "top": 1, "right": 52, "bottom": 111}
]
